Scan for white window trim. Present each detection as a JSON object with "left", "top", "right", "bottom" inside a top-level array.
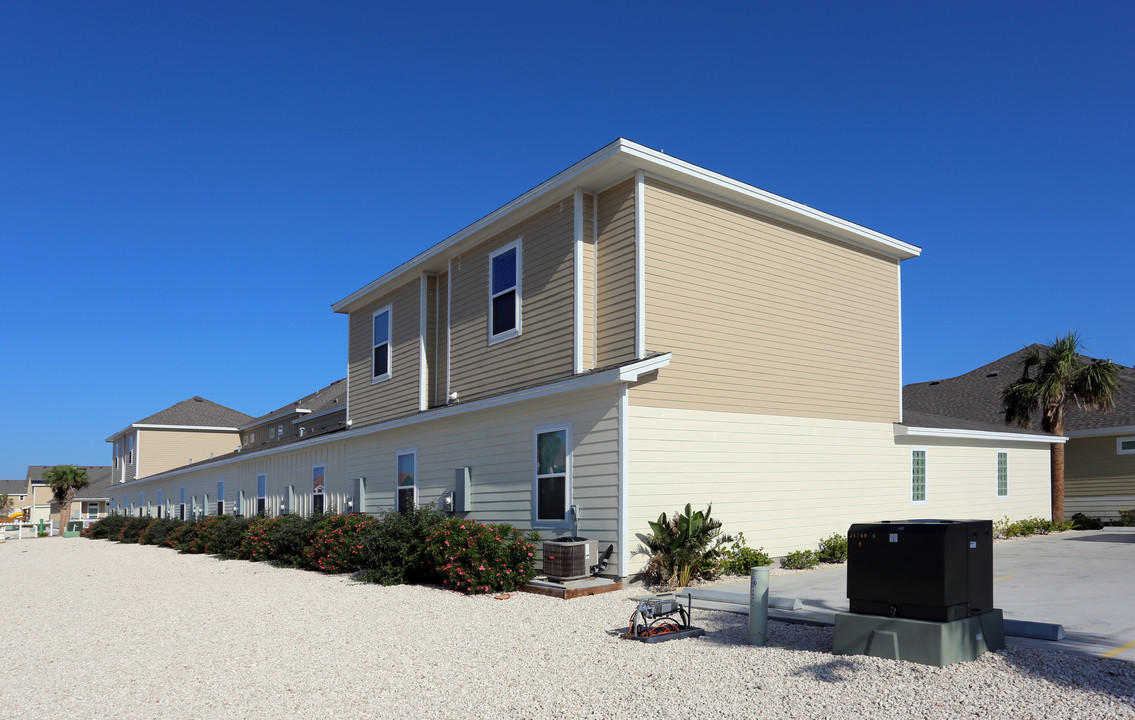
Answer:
[
  {"left": 372, "top": 304, "right": 393, "bottom": 383},
  {"left": 1117, "top": 436, "right": 1135, "bottom": 455},
  {"left": 996, "top": 450, "right": 1010, "bottom": 499},
  {"left": 532, "top": 423, "right": 572, "bottom": 528},
  {"left": 488, "top": 239, "right": 522, "bottom": 345},
  {"left": 257, "top": 473, "right": 268, "bottom": 514},
  {"left": 312, "top": 463, "right": 327, "bottom": 508},
  {"left": 396, "top": 448, "right": 418, "bottom": 512},
  {"left": 910, "top": 447, "right": 928, "bottom": 505}
]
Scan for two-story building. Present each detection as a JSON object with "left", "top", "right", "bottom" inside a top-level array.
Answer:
[
  {"left": 107, "top": 139, "right": 1058, "bottom": 577},
  {"left": 105, "top": 397, "right": 253, "bottom": 485},
  {"left": 16, "top": 465, "right": 113, "bottom": 526}
]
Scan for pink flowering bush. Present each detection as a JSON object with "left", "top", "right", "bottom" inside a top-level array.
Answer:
[
  {"left": 424, "top": 517, "right": 539, "bottom": 595},
  {"left": 302, "top": 513, "right": 379, "bottom": 573}
]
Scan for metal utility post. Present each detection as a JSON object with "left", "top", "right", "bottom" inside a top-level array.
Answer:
[{"left": 748, "top": 566, "right": 769, "bottom": 646}]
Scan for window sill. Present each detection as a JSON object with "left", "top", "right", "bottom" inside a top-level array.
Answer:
[{"left": 488, "top": 328, "right": 520, "bottom": 346}]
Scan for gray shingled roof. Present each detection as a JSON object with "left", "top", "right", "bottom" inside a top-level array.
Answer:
[
  {"left": 242, "top": 378, "right": 347, "bottom": 428},
  {"left": 24, "top": 466, "right": 114, "bottom": 498},
  {"left": 136, "top": 397, "right": 254, "bottom": 428},
  {"left": 904, "top": 345, "right": 1135, "bottom": 435},
  {"left": 0, "top": 480, "right": 26, "bottom": 497}
]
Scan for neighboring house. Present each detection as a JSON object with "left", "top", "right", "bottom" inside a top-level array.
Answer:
[
  {"left": 106, "top": 139, "right": 1058, "bottom": 577},
  {"left": 240, "top": 379, "right": 347, "bottom": 451},
  {"left": 904, "top": 346, "right": 1135, "bottom": 520},
  {"left": 19, "top": 466, "right": 113, "bottom": 526},
  {"left": 1, "top": 479, "right": 27, "bottom": 518},
  {"left": 105, "top": 397, "right": 253, "bottom": 484}
]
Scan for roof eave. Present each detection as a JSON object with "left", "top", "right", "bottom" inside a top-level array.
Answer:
[{"left": 895, "top": 424, "right": 1066, "bottom": 444}]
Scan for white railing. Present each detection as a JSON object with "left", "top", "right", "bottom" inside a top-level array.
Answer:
[{"left": 0, "top": 521, "right": 59, "bottom": 539}]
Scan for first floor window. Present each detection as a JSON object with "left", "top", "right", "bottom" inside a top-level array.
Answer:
[
  {"left": 397, "top": 450, "right": 416, "bottom": 514},
  {"left": 257, "top": 474, "right": 267, "bottom": 515},
  {"left": 535, "top": 426, "right": 570, "bottom": 523},
  {"left": 996, "top": 451, "right": 1009, "bottom": 497},
  {"left": 217, "top": 480, "right": 225, "bottom": 515},
  {"left": 179, "top": 487, "right": 186, "bottom": 521},
  {"left": 911, "top": 449, "right": 927, "bottom": 503},
  {"left": 312, "top": 465, "right": 326, "bottom": 514}
]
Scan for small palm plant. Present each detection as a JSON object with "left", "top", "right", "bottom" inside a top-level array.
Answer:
[{"left": 639, "top": 503, "right": 732, "bottom": 588}]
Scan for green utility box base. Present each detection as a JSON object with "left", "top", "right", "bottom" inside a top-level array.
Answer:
[
  {"left": 832, "top": 609, "right": 1005, "bottom": 667},
  {"left": 63, "top": 521, "right": 82, "bottom": 538}
]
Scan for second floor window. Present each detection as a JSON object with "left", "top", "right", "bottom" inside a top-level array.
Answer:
[
  {"left": 490, "top": 240, "right": 521, "bottom": 342},
  {"left": 373, "top": 306, "right": 392, "bottom": 382}
]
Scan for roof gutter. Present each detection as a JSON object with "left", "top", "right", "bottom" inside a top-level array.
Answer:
[{"left": 895, "top": 424, "right": 1066, "bottom": 444}]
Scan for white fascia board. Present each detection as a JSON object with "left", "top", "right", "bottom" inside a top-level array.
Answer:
[
  {"left": 118, "top": 355, "right": 671, "bottom": 488},
  {"left": 895, "top": 424, "right": 1066, "bottom": 444},
  {"left": 131, "top": 424, "right": 242, "bottom": 432},
  {"left": 291, "top": 406, "right": 345, "bottom": 424},
  {"left": 1064, "top": 425, "right": 1135, "bottom": 439},
  {"left": 331, "top": 139, "right": 918, "bottom": 315}
]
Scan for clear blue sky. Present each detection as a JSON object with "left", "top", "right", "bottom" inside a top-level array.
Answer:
[{"left": 2, "top": 1, "right": 1132, "bottom": 479}]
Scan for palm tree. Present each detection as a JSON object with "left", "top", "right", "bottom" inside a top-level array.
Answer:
[
  {"left": 1002, "top": 333, "right": 1121, "bottom": 521},
  {"left": 43, "top": 465, "right": 89, "bottom": 536},
  {"left": 0, "top": 493, "right": 12, "bottom": 517}
]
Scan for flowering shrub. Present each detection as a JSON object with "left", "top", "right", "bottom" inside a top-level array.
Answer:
[
  {"left": 139, "top": 518, "right": 183, "bottom": 546},
  {"left": 302, "top": 513, "right": 379, "bottom": 573},
  {"left": 235, "top": 515, "right": 314, "bottom": 566},
  {"left": 237, "top": 517, "right": 278, "bottom": 562},
  {"left": 358, "top": 506, "right": 446, "bottom": 586},
  {"left": 88, "top": 514, "right": 128, "bottom": 540},
  {"left": 117, "top": 516, "right": 155, "bottom": 544},
  {"left": 424, "top": 517, "right": 539, "bottom": 595},
  {"left": 179, "top": 516, "right": 248, "bottom": 557}
]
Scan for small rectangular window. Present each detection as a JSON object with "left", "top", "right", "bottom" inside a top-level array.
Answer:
[
  {"left": 911, "top": 449, "right": 927, "bottom": 503},
  {"left": 312, "top": 465, "right": 326, "bottom": 514},
  {"left": 535, "top": 426, "right": 570, "bottom": 523},
  {"left": 996, "top": 451, "right": 1009, "bottom": 498},
  {"left": 1118, "top": 437, "right": 1135, "bottom": 455},
  {"left": 269, "top": 426, "right": 276, "bottom": 440},
  {"left": 396, "top": 450, "right": 417, "bottom": 514},
  {"left": 257, "top": 473, "right": 267, "bottom": 516},
  {"left": 489, "top": 241, "right": 521, "bottom": 342},
  {"left": 217, "top": 480, "right": 225, "bottom": 515},
  {"left": 128, "top": 436, "right": 134, "bottom": 464},
  {"left": 278, "top": 424, "right": 284, "bottom": 438},
  {"left": 373, "top": 306, "right": 392, "bottom": 381}
]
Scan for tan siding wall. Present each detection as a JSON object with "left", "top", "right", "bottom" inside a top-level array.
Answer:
[
  {"left": 433, "top": 272, "right": 449, "bottom": 406},
  {"left": 136, "top": 429, "right": 241, "bottom": 478},
  {"left": 448, "top": 198, "right": 575, "bottom": 402},
  {"left": 1064, "top": 435, "right": 1135, "bottom": 518},
  {"left": 626, "top": 405, "right": 1050, "bottom": 566},
  {"left": 634, "top": 178, "right": 902, "bottom": 423},
  {"left": 581, "top": 193, "right": 596, "bottom": 369},
  {"left": 346, "top": 385, "right": 624, "bottom": 574},
  {"left": 423, "top": 274, "right": 439, "bottom": 408},
  {"left": 595, "top": 180, "right": 636, "bottom": 366},
  {"left": 347, "top": 279, "right": 421, "bottom": 428}
]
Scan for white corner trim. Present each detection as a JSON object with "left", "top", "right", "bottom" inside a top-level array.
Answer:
[
  {"left": 895, "top": 425, "right": 1067, "bottom": 444},
  {"left": 897, "top": 261, "right": 903, "bottom": 424},
  {"left": 573, "top": 187, "right": 584, "bottom": 375},
  {"left": 617, "top": 383, "right": 629, "bottom": 578},
  {"left": 419, "top": 274, "right": 428, "bottom": 412},
  {"left": 634, "top": 169, "right": 645, "bottom": 360},
  {"left": 446, "top": 258, "right": 453, "bottom": 402}
]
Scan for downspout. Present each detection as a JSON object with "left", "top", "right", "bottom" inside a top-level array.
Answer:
[{"left": 618, "top": 383, "right": 630, "bottom": 578}]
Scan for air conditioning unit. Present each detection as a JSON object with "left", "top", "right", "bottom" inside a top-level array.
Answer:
[{"left": 542, "top": 537, "right": 598, "bottom": 582}]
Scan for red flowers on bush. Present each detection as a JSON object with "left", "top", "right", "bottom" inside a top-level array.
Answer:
[
  {"left": 302, "top": 513, "right": 379, "bottom": 573},
  {"left": 424, "top": 518, "right": 538, "bottom": 595}
]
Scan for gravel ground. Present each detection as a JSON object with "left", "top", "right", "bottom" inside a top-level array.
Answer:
[{"left": 2, "top": 539, "right": 1133, "bottom": 719}]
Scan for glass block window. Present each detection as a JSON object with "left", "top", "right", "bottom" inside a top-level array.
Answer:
[
  {"left": 372, "top": 306, "right": 392, "bottom": 381},
  {"left": 397, "top": 451, "right": 416, "bottom": 514},
  {"left": 911, "top": 450, "right": 927, "bottom": 503},
  {"left": 536, "top": 427, "right": 569, "bottom": 522},
  {"left": 997, "top": 452, "right": 1009, "bottom": 497},
  {"left": 490, "top": 241, "right": 521, "bottom": 340}
]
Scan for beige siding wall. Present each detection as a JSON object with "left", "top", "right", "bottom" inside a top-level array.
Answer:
[
  {"left": 595, "top": 180, "right": 637, "bottom": 366},
  {"left": 1064, "top": 435, "right": 1135, "bottom": 519},
  {"left": 448, "top": 197, "right": 575, "bottom": 401},
  {"left": 433, "top": 272, "right": 449, "bottom": 406},
  {"left": 347, "top": 279, "right": 422, "bottom": 428},
  {"left": 635, "top": 178, "right": 902, "bottom": 423},
  {"left": 347, "top": 385, "right": 624, "bottom": 574},
  {"left": 136, "top": 429, "right": 241, "bottom": 478},
  {"left": 626, "top": 405, "right": 1051, "bottom": 566},
  {"left": 580, "top": 193, "right": 597, "bottom": 369}
]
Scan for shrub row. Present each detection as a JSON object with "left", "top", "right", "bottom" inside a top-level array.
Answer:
[
  {"left": 993, "top": 516, "right": 1075, "bottom": 538},
  {"left": 85, "top": 507, "right": 539, "bottom": 595}
]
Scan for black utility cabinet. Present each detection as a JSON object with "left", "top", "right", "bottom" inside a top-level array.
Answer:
[{"left": 846, "top": 519, "right": 993, "bottom": 622}]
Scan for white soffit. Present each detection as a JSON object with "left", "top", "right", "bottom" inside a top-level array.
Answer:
[
  {"left": 895, "top": 424, "right": 1066, "bottom": 444},
  {"left": 331, "top": 139, "right": 920, "bottom": 314}
]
